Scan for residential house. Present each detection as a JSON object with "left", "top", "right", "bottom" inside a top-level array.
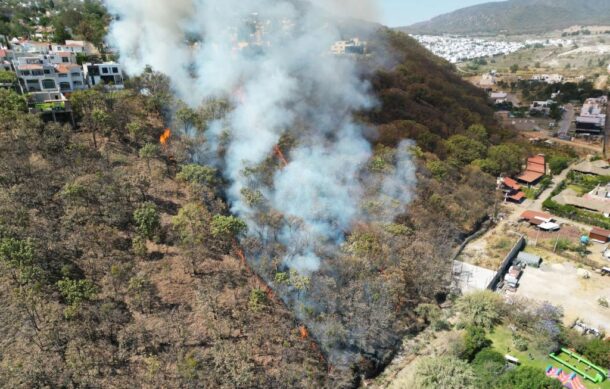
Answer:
[
  {"left": 520, "top": 210, "right": 553, "bottom": 225},
  {"left": 573, "top": 159, "right": 610, "bottom": 176},
  {"left": 51, "top": 42, "right": 85, "bottom": 54},
  {"left": 330, "top": 39, "right": 365, "bottom": 55},
  {"left": 530, "top": 100, "right": 554, "bottom": 115},
  {"left": 500, "top": 177, "right": 525, "bottom": 203},
  {"left": 83, "top": 62, "right": 124, "bottom": 89},
  {"left": 490, "top": 91, "right": 508, "bottom": 104},
  {"left": 12, "top": 40, "right": 52, "bottom": 54}
]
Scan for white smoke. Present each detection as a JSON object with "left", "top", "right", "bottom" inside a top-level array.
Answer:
[{"left": 105, "top": 0, "right": 415, "bottom": 275}]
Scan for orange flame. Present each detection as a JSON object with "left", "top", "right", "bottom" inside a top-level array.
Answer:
[
  {"left": 160, "top": 129, "right": 171, "bottom": 146},
  {"left": 299, "top": 326, "right": 309, "bottom": 339},
  {"left": 273, "top": 145, "right": 288, "bottom": 168}
]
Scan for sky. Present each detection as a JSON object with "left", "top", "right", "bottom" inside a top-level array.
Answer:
[{"left": 379, "top": 0, "right": 500, "bottom": 27}]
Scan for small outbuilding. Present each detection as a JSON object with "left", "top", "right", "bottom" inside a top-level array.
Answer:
[
  {"left": 589, "top": 227, "right": 610, "bottom": 243},
  {"left": 515, "top": 251, "right": 542, "bottom": 268}
]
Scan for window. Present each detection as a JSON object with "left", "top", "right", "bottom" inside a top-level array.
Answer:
[
  {"left": 59, "top": 82, "right": 70, "bottom": 91},
  {"left": 112, "top": 67, "right": 119, "bottom": 74},
  {"left": 42, "top": 79, "right": 56, "bottom": 89},
  {"left": 102, "top": 67, "right": 109, "bottom": 74},
  {"left": 31, "top": 70, "right": 43, "bottom": 76},
  {"left": 74, "top": 81, "right": 82, "bottom": 86},
  {"left": 44, "top": 69, "right": 51, "bottom": 74},
  {"left": 26, "top": 79, "right": 40, "bottom": 91},
  {"left": 20, "top": 70, "right": 31, "bottom": 76},
  {"left": 62, "top": 57, "right": 69, "bottom": 63}
]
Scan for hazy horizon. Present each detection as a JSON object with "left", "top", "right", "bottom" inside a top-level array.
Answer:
[{"left": 379, "top": 0, "right": 505, "bottom": 27}]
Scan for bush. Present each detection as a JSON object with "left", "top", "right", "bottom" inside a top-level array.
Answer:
[
  {"left": 513, "top": 334, "right": 528, "bottom": 352},
  {"left": 548, "top": 156, "right": 570, "bottom": 175},
  {"left": 414, "top": 356, "right": 477, "bottom": 389}
]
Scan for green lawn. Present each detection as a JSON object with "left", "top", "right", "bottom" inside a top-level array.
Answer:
[{"left": 488, "top": 326, "right": 610, "bottom": 389}]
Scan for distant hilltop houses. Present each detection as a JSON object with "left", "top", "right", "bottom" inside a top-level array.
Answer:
[
  {"left": 411, "top": 35, "right": 573, "bottom": 64},
  {"left": 330, "top": 39, "right": 367, "bottom": 56},
  {"left": 0, "top": 37, "right": 124, "bottom": 125}
]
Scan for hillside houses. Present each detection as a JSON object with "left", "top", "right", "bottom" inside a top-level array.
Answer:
[{"left": 0, "top": 39, "right": 124, "bottom": 124}]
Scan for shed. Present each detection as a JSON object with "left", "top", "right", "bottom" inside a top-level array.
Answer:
[
  {"left": 589, "top": 227, "right": 610, "bottom": 243},
  {"left": 515, "top": 252, "right": 542, "bottom": 268}
]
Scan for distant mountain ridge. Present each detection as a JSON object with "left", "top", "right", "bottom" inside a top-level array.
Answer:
[{"left": 399, "top": 0, "right": 610, "bottom": 35}]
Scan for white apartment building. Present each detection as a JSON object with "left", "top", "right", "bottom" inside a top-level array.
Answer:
[{"left": 83, "top": 62, "right": 124, "bottom": 89}]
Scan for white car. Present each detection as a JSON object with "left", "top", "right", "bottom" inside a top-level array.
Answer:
[{"left": 538, "top": 222, "right": 560, "bottom": 232}]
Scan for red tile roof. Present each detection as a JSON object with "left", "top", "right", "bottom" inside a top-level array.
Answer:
[
  {"left": 18, "top": 64, "right": 43, "bottom": 70},
  {"left": 526, "top": 155, "right": 546, "bottom": 174},
  {"left": 590, "top": 227, "right": 610, "bottom": 238},
  {"left": 509, "top": 192, "right": 526, "bottom": 201},
  {"left": 520, "top": 210, "right": 552, "bottom": 221},
  {"left": 517, "top": 171, "right": 544, "bottom": 184},
  {"left": 503, "top": 177, "right": 522, "bottom": 191},
  {"left": 55, "top": 64, "right": 80, "bottom": 73}
]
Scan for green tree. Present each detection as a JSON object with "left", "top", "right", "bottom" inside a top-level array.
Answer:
[
  {"left": 466, "top": 124, "right": 488, "bottom": 144},
  {"left": 510, "top": 64, "right": 519, "bottom": 73},
  {"left": 172, "top": 203, "right": 209, "bottom": 246},
  {"left": 460, "top": 326, "right": 492, "bottom": 361},
  {"left": 133, "top": 202, "right": 161, "bottom": 240},
  {"left": 176, "top": 164, "right": 218, "bottom": 187},
  {"left": 456, "top": 290, "right": 504, "bottom": 330},
  {"left": 0, "top": 238, "right": 41, "bottom": 285},
  {"left": 56, "top": 278, "right": 97, "bottom": 306},
  {"left": 446, "top": 135, "right": 487, "bottom": 167},
  {"left": 210, "top": 215, "right": 247, "bottom": 240},
  {"left": 484, "top": 144, "right": 524, "bottom": 176},
  {"left": 414, "top": 356, "right": 476, "bottom": 389},
  {"left": 0, "top": 88, "right": 27, "bottom": 113},
  {"left": 496, "top": 366, "right": 563, "bottom": 389},
  {"left": 471, "top": 348, "right": 506, "bottom": 386}
]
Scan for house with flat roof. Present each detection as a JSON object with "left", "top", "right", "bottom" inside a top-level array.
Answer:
[
  {"left": 83, "top": 62, "right": 124, "bottom": 89},
  {"left": 573, "top": 159, "right": 610, "bottom": 176}
]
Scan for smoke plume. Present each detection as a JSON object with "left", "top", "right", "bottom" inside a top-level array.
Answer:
[{"left": 105, "top": 0, "right": 417, "bottom": 369}]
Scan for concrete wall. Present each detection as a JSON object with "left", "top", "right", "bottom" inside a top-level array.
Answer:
[{"left": 487, "top": 236, "right": 526, "bottom": 290}]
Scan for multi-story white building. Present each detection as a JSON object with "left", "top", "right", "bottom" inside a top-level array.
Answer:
[
  {"left": 83, "top": 62, "right": 124, "bottom": 89},
  {"left": 55, "top": 64, "right": 86, "bottom": 93},
  {"left": 14, "top": 55, "right": 86, "bottom": 93}
]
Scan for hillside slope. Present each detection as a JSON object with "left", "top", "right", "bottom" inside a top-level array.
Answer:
[
  {"left": 0, "top": 28, "right": 508, "bottom": 388},
  {"left": 400, "top": 0, "right": 610, "bottom": 35}
]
